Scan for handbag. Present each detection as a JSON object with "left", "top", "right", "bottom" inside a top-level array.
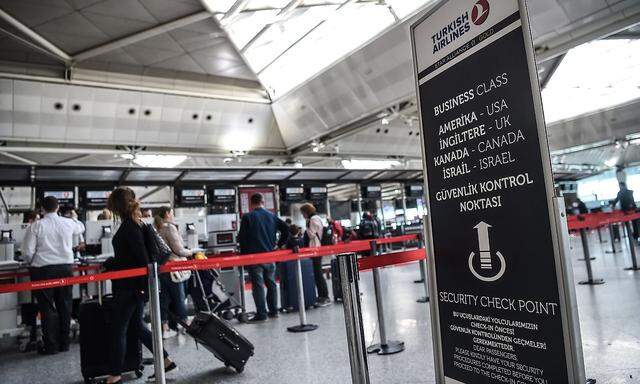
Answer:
[
  {"left": 169, "top": 256, "right": 192, "bottom": 283},
  {"left": 142, "top": 223, "right": 172, "bottom": 265}
]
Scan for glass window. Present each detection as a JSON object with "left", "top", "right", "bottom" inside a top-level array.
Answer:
[
  {"left": 218, "top": 0, "right": 436, "bottom": 98},
  {"left": 543, "top": 39, "right": 640, "bottom": 124}
]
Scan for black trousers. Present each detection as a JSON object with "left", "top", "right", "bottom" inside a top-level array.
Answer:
[
  {"left": 312, "top": 257, "right": 329, "bottom": 299},
  {"left": 30, "top": 264, "right": 73, "bottom": 351},
  {"left": 109, "top": 289, "right": 168, "bottom": 376}
]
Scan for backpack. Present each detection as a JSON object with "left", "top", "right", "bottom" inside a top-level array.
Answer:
[
  {"left": 320, "top": 225, "right": 335, "bottom": 246},
  {"left": 358, "top": 219, "right": 379, "bottom": 240}
]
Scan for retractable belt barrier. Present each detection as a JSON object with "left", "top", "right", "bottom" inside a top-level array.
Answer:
[
  {"left": 567, "top": 210, "right": 640, "bottom": 285},
  {"left": 567, "top": 210, "right": 640, "bottom": 231},
  {"left": 0, "top": 234, "right": 424, "bottom": 294}
]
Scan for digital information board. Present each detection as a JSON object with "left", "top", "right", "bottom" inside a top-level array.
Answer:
[{"left": 411, "top": 1, "right": 585, "bottom": 383}]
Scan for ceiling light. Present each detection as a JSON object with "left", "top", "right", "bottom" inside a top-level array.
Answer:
[
  {"left": 131, "top": 154, "right": 187, "bottom": 168},
  {"left": 381, "top": 118, "right": 390, "bottom": 125},
  {"left": 294, "top": 160, "right": 303, "bottom": 168},
  {"left": 341, "top": 159, "right": 401, "bottom": 170},
  {"left": 121, "top": 153, "right": 135, "bottom": 160}
]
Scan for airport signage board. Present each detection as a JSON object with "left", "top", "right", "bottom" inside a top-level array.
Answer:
[
  {"left": 410, "top": 1, "right": 584, "bottom": 383},
  {"left": 175, "top": 188, "right": 206, "bottom": 207},
  {"left": 83, "top": 189, "right": 112, "bottom": 208}
]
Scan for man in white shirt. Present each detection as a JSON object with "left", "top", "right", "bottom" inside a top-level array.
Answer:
[{"left": 22, "top": 196, "right": 84, "bottom": 355}]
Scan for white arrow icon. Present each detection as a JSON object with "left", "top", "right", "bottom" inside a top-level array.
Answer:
[
  {"left": 468, "top": 220, "right": 506, "bottom": 282},
  {"left": 474, "top": 221, "right": 492, "bottom": 269}
]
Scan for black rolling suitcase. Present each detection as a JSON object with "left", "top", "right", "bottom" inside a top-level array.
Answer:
[
  {"left": 279, "top": 259, "right": 317, "bottom": 310},
  {"left": 79, "top": 297, "right": 143, "bottom": 383},
  {"left": 178, "top": 311, "right": 254, "bottom": 372},
  {"left": 331, "top": 258, "right": 343, "bottom": 302}
]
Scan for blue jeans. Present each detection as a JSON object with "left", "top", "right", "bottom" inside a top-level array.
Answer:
[
  {"left": 160, "top": 276, "right": 187, "bottom": 323},
  {"left": 109, "top": 290, "right": 168, "bottom": 376},
  {"left": 248, "top": 263, "right": 277, "bottom": 316}
]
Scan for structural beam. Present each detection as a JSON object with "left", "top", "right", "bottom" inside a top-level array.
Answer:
[
  {"left": 539, "top": 53, "right": 564, "bottom": 89},
  {"left": 241, "top": 0, "right": 302, "bottom": 53},
  {"left": 73, "top": 11, "right": 212, "bottom": 62},
  {"left": 55, "top": 154, "right": 92, "bottom": 165},
  {"left": 535, "top": 5, "right": 640, "bottom": 62},
  {"left": 0, "top": 7, "right": 71, "bottom": 64},
  {"left": 0, "top": 151, "right": 37, "bottom": 165},
  {"left": 218, "top": 0, "right": 250, "bottom": 25}
]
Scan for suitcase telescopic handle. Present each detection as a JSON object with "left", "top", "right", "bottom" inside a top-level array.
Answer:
[{"left": 218, "top": 333, "right": 240, "bottom": 351}]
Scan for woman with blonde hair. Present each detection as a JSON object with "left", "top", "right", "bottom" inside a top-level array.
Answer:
[
  {"left": 154, "top": 206, "right": 191, "bottom": 339},
  {"left": 300, "top": 203, "right": 331, "bottom": 307},
  {"left": 103, "top": 188, "right": 176, "bottom": 383}
]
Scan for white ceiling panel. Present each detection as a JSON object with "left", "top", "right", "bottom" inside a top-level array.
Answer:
[{"left": 0, "top": 79, "right": 13, "bottom": 137}]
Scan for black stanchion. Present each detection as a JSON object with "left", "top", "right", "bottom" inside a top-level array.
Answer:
[
  {"left": 605, "top": 224, "right": 619, "bottom": 254},
  {"left": 366, "top": 241, "right": 405, "bottom": 355},
  {"left": 287, "top": 248, "right": 318, "bottom": 333},
  {"left": 416, "top": 234, "right": 429, "bottom": 303},
  {"left": 147, "top": 262, "right": 166, "bottom": 384},
  {"left": 237, "top": 266, "right": 255, "bottom": 323},
  {"left": 623, "top": 221, "right": 640, "bottom": 271},
  {"left": 578, "top": 229, "right": 604, "bottom": 285},
  {"left": 338, "top": 253, "right": 371, "bottom": 384},
  {"left": 597, "top": 227, "right": 607, "bottom": 243}
]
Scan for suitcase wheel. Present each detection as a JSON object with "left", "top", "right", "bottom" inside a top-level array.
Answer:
[
  {"left": 221, "top": 310, "right": 234, "bottom": 321},
  {"left": 135, "top": 369, "right": 144, "bottom": 379}
]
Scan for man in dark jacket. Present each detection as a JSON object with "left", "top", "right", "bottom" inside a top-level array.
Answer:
[
  {"left": 613, "top": 182, "right": 639, "bottom": 241},
  {"left": 238, "top": 193, "right": 289, "bottom": 322}
]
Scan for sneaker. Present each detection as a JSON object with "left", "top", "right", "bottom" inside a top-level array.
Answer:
[
  {"left": 246, "top": 315, "right": 268, "bottom": 323},
  {"left": 162, "top": 329, "right": 178, "bottom": 339},
  {"left": 147, "top": 361, "right": 178, "bottom": 382},
  {"left": 315, "top": 297, "right": 332, "bottom": 307}
]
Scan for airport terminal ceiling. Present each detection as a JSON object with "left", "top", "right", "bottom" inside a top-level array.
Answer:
[{"left": 0, "top": 0, "right": 639, "bottom": 182}]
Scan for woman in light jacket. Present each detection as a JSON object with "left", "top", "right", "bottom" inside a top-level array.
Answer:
[
  {"left": 300, "top": 203, "right": 331, "bottom": 307},
  {"left": 154, "top": 206, "right": 191, "bottom": 339}
]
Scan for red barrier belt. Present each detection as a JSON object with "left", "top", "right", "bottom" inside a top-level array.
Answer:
[
  {"left": 357, "top": 248, "right": 426, "bottom": 271},
  {"left": 0, "top": 267, "right": 147, "bottom": 294},
  {"left": 568, "top": 211, "right": 640, "bottom": 230},
  {"left": 0, "top": 264, "right": 102, "bottom": 280},
  {"left": 0, "top": 234, "right": 421, "bottom": 294}
]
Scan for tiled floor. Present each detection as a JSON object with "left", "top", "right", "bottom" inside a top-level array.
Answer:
[{"left": 2, "top": 230, "right": 640, "bottom": 383}]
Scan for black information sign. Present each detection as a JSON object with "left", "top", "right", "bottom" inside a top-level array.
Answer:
[
  {"left": 282, "top": 186, "right": 306, "bottom": 202},
  {"left": 405, "top": 184, "right": 424, "bottom": 198},
  {"left": 82, "top": 189, "right": 112, "bottom": 209},
  {"left": 175, "top": 188, "right": 205, "bottom": 207},
  {"left": 361, "top": 185, "right": 381, "bottom": 200},
  {"left": 209, "top": 187, "right": 236, "bottom": 204},
  {"left": 40, "top": 189, "right": 75, "bottom": 209},
  {"left": 307, "top": 186, "right": 328, "bottom": 201},
  {"left": 411, "top": 1, "right": 583, "bottom": 383}
]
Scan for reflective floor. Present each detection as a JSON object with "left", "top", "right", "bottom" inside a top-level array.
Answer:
[{"left": 1, "top": 230, "right": 640, "bottom": 383}]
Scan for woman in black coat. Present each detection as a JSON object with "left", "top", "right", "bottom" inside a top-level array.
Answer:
[{"left": 104, "top": 188, "right": 177, "bottom": 383}]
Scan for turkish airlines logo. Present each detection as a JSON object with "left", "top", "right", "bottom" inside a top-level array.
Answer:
[{"left": 471, "top": 0, "right": 490, "bottom": 25}]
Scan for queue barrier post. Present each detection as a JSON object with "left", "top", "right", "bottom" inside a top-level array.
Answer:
[
  {"left": 338, "top": 253, "right": 370, "bottom": 384},
  {"left": 623, "top": 221, "right": 640, "bottom": 271},
  {"left": 287, "top": 247, "right": 318, "bottom": 333},
  {"left": 416, "top": 234, "right": 429, "bottom": 303},
  {"left": 147, "top": 262, "right": 166, "bottom": 384},
  {"left": 606, "top": 224, "right": 619, "bottom": 254},
  {"left": 577, "top": 228, "right": 604, "bottom": 285},
  {"left": 237, "top": 266, "right": 254, "bottom": 323},
  {"left": 366, "top": 240, "right": 404, "bottom": 355},
  {"left": 597, "top": 227, "right": 606, "bottom": 243}
]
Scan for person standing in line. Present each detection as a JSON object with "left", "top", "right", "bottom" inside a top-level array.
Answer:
[
  {"left": 22, "top": 197, "right": 84, "bottom": 355},
  {"left": 154, "top": 206, "right": 190, "bottom": 339},
  {"left": 104, "top": 188, "right": 177, "bottom": 384},
  {"left": 238, "top": 193, "right": 290, "bottom": 323},
  {"left": 300, "top": 203, "right": 331, "bottom": 307}
]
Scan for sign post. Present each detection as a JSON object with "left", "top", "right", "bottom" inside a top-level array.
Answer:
[{"left": 410, "top": 1, "right": 586, "bottom": 383}]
